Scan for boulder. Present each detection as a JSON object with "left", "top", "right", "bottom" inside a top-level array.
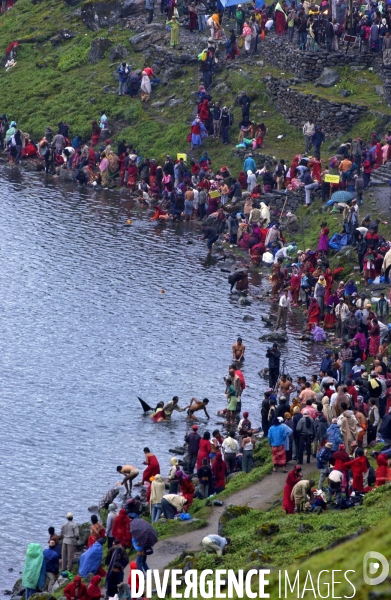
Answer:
[
  {"left": 243, "top": 314, "right": 254, "bottom": 322},
  {"left": 30, "top": 594, "right": 56, "bottom": 600},
  {"left": 314, "top": 68, "right": 340, "bottom": 88},
  {"left": 88, "top": 38, "right": 113, "bottom": 64},
  {"left": 81, "top": 0, "right": 144, "bottom": 30},
  {"left": 167, "top": 98, "right": 184, "bottom": 108},
  {"left": 340, "top": 89, "right": 350, "bottom": 97},
  {"left": 238, "top": 296, "right": 251, "bottom": 306},
  {"left": 247, "top": 549, "right": 271, "bottom": 563},
  {"left": 109, "top": 44, "right": 129, "bottom": 61},
  {"left": 256, "top": 522, "right": 280, "bottom": 536},
  {"left": 50, "top": 29, "right": 76, "bottom": 46},
  {"left": 129, "top": 24, "right": 166, "bottom": 52},
  {"left": 218, "top": 504, "right": 252, "bottom": 535},
  {"left": 11, "top": 579, "right": 24, "bottom": 599},
  {"left": 297, "top": 523, "right": 314, "bottom": 533},
  {"left": 376, "top": 85, "right": 385, "bottom": 96},
  {"left": 76, "top": 521, "right": 91, "bottom": 549},
  {"left": 259, "top": 331, "right": 287, "bottom": 343}
]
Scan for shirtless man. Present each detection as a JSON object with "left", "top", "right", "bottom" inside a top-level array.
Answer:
[
  {"left": 164, "top": 396, "right": 189, "bottom": 418},
  {"left": 275, "top": 374, "right": 295, "bottom": 401},
  {"left": 232, "top": 337, "right": 245, "bottom": 362},
  {"left": 116, "top": 465, "right": 139, "bottom": 495},
  {"left": 187, "top": 397, "right": 210, "bottom": 421}
]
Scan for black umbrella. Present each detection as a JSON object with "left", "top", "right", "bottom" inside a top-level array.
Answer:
[{"left": 130, "top": 518, "right": 158, "bottom": 547}]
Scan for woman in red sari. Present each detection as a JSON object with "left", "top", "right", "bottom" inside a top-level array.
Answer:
[
  {"left": 290, "top": 266, "right": 301, "bottom": 306},
  {"left": 238, "top": 171, "right": 247, "bottom": 189},
  {"left": 212, "top": 452, "right": 228, "bottom": 492},
  {"left": 91, "top": 121, "right": 101, "bottom": 146},
  {"left": 126, "top": 162, "right": 138, "bottom": 190},
  {"left": 342, "top": 448, "right": 368, "bottom": 492},
  {"left": 324, "top": 267, "right": 333, "bottom": 301},
  {"left": 112, "top": 509, "right": 132, "bottom": 548},
  {"left": 307, "top": 297, "right": 321, "bottom": 330},
  {"left": 197, "top": 431, "right": 212, "bottom": 469},
  {"left": 198, "top": 99, "right": 210, "bottom": 123},
  {"left": 368, "top": 318, "right": 380, "bottom": 357},
  {"left": 179, "top": 473, "right": 195, "bottom": 506},
  {"left": 142, "top": 448, "right": 160, "bottom": 483},
  {"left": 282, "top": 466, "right": 302, "bottom": 513},
  {"left": 375, "top": 452, "right": 389, "bottom": 487}
]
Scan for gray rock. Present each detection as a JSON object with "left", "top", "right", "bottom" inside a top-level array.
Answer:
[
  {"left": 81, "top": 0, "right": 144, "bottom": 30},
  {"left": 297, "top": 523, "right": 314, "bottom": 533},
  {"left": 88, "top": 38, "right": 112, "bottom": 64},
  {"left": 340, "top": 89, "right": 351, "bottom": 97},
  {"left": 218, "top": 505, "right": 252, "bottom": 535},
  {"left": 30, "top": 594, "right": 56, "bottom": 600},
  {"left": 11, "top": 580, "right": 24, "bottom": 598},
  {"left": 314, "top": 67, "right": 340, "bottom": 88},
  {"left": 238, "top": 296, "right": 251, "bottom": 306},
  {"left": 376, "top": 85, "right": 385, "bottom": 96},
  {"left": 259, "top": 331, "right": 287, "bottom": 343},
  {"left": 129, "top": 24, "right": 166, "bottom": 52},
  {"left": 243, "top": 314, "right": 255, "bottom": 322},
  {"left": 167, "top": 98, "right": 184, "bottom": 107},
  {"left": 109, "top": 44, "right": 129, "bottom": 61},
  {"left": 76, "top": 521, "right": 91, "bottom": 549}
]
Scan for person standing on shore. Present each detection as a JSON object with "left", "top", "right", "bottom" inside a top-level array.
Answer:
[
  {"left": 43, "top": 540, "right": 60, "bottom": 592},
  {"left": 22, "top": 543, "right": 45, "bottom": 600},
  {"left": 61, "top": 512, "right": 79, "bottom": 572},
  {"left": 184, "top": 424, "right": 201, "bottom": 473},
  {"left": 106, "top": 504, "right": 117, "bottom": 549}
]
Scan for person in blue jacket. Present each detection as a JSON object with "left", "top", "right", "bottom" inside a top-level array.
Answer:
[
  {"left": 43, "top": 540, "right": 60, "bottom": 592},
  {"left": 243, "top": 153, "right": 256, "bottom": 173},
  {"left": 268, "top": 417, "right": 290, "bottom": 472}
]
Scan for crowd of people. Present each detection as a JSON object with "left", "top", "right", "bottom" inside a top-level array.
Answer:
[{"left": 264, "top": 347, "right": 391, "bottom": 512}]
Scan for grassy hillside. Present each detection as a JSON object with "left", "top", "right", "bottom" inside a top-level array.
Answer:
[{"left": 2, "top": 0, "right": 390, "bottom": 176}]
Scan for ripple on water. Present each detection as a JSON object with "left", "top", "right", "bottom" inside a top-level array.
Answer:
[{"left": 0, "top": 170, "right": 323, "bottom": 593}]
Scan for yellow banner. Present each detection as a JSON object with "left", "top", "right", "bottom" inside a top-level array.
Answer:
[
  {"left": 209, "top": 190, "right": 221, "bottom": 198},
  {"left": 324, "top": 174, "right": 340, "bottom": 183},
  {"left": 177, "top": 153, "right": 187, "bottom": 161}
]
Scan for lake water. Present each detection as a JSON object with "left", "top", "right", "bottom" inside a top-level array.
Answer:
[{"left": 0, "top": 168, "right": 321, "bottom": 592}]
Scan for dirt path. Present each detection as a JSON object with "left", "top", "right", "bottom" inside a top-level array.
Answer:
[{"left": 125, "top": 464, "right": 313, "bottom": 575}]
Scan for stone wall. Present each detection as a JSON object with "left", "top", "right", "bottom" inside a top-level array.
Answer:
[
  {"left": 264, "top": 76, "right": 368, "bottom": 136},
  {"left": 261, "top": 34, "right": 380, "bottom": 82}
]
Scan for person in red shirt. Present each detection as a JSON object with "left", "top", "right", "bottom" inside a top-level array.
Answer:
[
  {"left": 86, "top": 576, "right": 102, "bottom": 600},
  {"left": 345, "top": 379, "right": 358, "bottom": 407},
  {"left": 64, "top": 576, "right": 88, "bottom": 600},
  {"left": 342, "top": 448, "right": 368, "bottom": 492}
]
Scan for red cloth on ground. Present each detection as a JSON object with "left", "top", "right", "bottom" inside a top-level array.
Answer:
[{"left": 142, "top": 454, "right": 160, "bottom": 483}]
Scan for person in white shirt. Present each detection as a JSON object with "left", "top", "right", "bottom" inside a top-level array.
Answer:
[
  {"left": 202, "top": 534, "right": 230, "bottom": 556},
  {"left": 222, "top": 431, "right": 239, "bottom": 473},
  {"left": 303, "top": 119, "right": 315, "bottom": 154},
  {"left": 335, "top": 298, "right": 349, "bottom": 339},
  {"left": 275, "top": 290, "right": 291, "bottom": 332}
]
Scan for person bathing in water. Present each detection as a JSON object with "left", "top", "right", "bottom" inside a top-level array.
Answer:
[
  {"left": 232, "top": 337, "right": 245, "bottom": 363},
  {"left": 187, "top": 397, "right": 210, "bottom": 421}
]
